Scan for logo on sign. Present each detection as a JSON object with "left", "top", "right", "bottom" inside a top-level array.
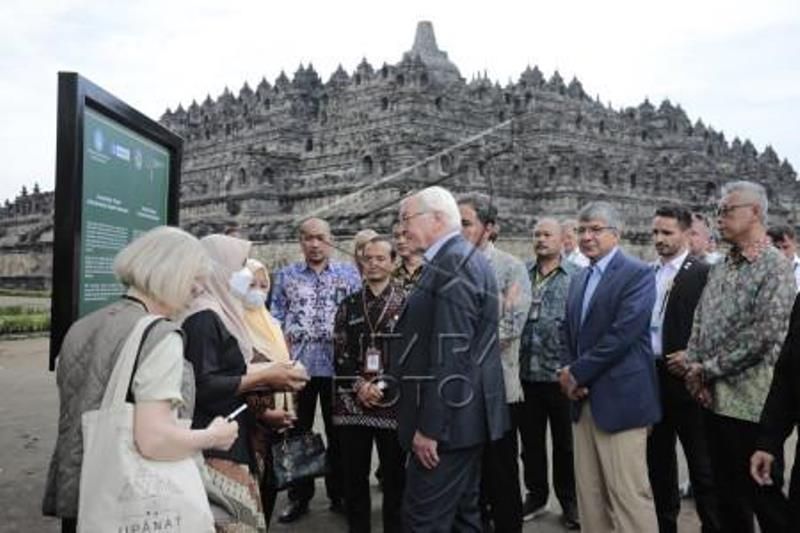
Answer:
[
  {"left": 113, "top": 144, "right": 131, "bottom": 162},
  {"left": 93, "top": 128, "right": 104, "bottom": 152}
]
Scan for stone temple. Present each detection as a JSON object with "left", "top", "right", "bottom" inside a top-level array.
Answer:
[{"left": 0, "top": 21, "right": 797, "bottom": 288}]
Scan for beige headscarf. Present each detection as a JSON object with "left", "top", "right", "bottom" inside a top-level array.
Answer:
[
  {"left": 183, "top": 234, "right": 254, "bottom": 363},
  {"left": 243, "top": 258, "right": 291, "bottom": 363}
]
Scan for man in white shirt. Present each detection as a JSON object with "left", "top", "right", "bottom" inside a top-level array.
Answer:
[
  {"left": 767, "top": 224, "right": 800, "bottom": 291},
  {"left": 561, "top": 219, "right": 590, "bottom": 267},
  {"left": 648, "top": 206, "right": 720, "bottom": 533}
]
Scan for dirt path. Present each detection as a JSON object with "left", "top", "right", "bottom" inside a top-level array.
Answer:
[{"left": 0, "top": 337, "right": 59, "bottom": 532}]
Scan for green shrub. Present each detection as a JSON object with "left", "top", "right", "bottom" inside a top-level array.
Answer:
[
  {"left": 0, "top": 306, "right": 46, "bottom": 316},
  {"left": 0, "top": 313, "right": 50, "bottom": 335}
]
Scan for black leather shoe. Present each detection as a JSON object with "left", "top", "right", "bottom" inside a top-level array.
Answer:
[
  {"left": 521, "top": 494, "right": 548, "bottom": 521},
  {"left": 561, "top": 508, "right": 581, "bottom": 530},
  {"left": 329, "top": 498, "right": 346, "bottom": 515},
  {"left": 278, "top": 501, "right": 309, "bottom": 523}
]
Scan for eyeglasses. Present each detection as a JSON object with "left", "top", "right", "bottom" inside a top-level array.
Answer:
[
  {"left": 577, "top": 226, "right": 616, "bottom": 236},
  {"left": 400, "top": 211, "right": 429, "bottom": 224},
  {"left": 716, "top": 203, "right": 753, "bottom": 217}
]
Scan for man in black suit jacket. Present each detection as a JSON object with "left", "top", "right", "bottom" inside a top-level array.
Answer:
[
  {"left": 390, "top": 186, "right": 509, "bottom": 532},
  {"left": 752, "top": 293, "right": 800, "bottom": 530},
  {"left": 647, "top": 205, "right": 720, "bottom": 533}
]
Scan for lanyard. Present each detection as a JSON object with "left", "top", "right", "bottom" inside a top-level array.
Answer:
[
  {"left": 362, "top": 285, "right": 396, "bottom": 344},
  {"left": 657, "top": 280, "right": 673, "bottom": 319},
  {"left": 533, "top": 265, "right": 559, "bottom": 291}
]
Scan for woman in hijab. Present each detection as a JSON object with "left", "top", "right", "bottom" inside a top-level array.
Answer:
[
  {"left": 183, "top": 235, "right": 308, "bottom": 532},
  {"left": 239, "top": 258, "right": 298, "bottom": 523}
]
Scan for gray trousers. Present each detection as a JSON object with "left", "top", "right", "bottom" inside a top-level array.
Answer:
[{"left": 402, "top": 444, "right": 483, "bottom": 533}]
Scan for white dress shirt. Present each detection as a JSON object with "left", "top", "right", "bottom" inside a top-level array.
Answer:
[
  {"left": 650, "top": 250, "right": 689, "bottom": 358},
  {"left": 793, "top": 255, "right": 800, "bottom": 292},
  {"left": 566, "top": 249, "right": 591, "bottom": 268}
]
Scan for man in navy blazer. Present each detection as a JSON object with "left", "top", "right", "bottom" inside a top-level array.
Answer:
[
  {"left": 559, "top": 201, "right": 661, "bottom": 532},
  {"left": 390, "top": 186, "right": 509, "bottom": 532}
]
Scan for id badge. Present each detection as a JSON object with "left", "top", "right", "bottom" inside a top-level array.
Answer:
[
  {"left": 334, "top": 286, "right": 347, "bottom": 305},
  {"left": 530, "top": 297, "right": 542, "bottom": 321},
  {"left": 364, "top": 346, "right": 383, "bottom": 374}
]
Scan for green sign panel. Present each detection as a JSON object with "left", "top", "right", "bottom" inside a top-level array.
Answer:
[{"left": 78, "top": 108, "right": 171, "bottom": 316}]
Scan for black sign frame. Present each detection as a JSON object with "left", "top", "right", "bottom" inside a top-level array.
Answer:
[{"left": 50, "top": 72, "right": 183, "bottom": 369}]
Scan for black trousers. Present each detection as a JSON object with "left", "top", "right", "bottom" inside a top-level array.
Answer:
[
  {"left": 518, "top": 381, "right": 577, "bottom": 513},
  {"left": 647, "top": 377, "right": 720, "bottom": 533},
  {"left": 61, "top": 518, "right": 76, "bottom": 533},
  {"left": 480, "top": 411, "right": 523, "bottom": 533},
  {"left": 260, "top": 454, "right": 278, "bottom": 525},
  {"left": 705, "top": 412, "right": 788, "bottom": 533},
  {"left": 790, "top": 442, "right": 800, "bottom": 531},
  {"left": 403, "top": 445, "right": 483, "bottom": 533},
  {"left": 339, "top": 425, "right": 405, "bottom": 533},
  {"left": 288, "top": 376, "right": 343, "bottom": 505}
]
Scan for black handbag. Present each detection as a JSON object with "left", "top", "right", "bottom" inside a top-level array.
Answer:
[{"left": 271, "top": 431, "right": 328, "bottom": 490}]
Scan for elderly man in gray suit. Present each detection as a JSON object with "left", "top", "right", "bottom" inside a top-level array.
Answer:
[{"left": 389, "top": 186, "right": 509, "bottom": 532}]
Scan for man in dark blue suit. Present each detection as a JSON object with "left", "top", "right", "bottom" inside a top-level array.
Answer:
[
  {"left": 559, "top": 201, "right": 661, "bottom": 532},
  {"left": 390, "top": 186, "right": 509, "bottom": 532}
]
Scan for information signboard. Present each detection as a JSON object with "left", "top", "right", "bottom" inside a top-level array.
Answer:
[{"left": 50, "top": 73, "right": 182, "bottom": 369}]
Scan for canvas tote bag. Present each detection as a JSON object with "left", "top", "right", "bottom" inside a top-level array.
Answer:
[{"left": 77, "top": 315, "right": 214, "bottom": 533}]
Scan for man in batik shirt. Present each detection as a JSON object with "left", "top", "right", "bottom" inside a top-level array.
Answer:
[
  {"left": 458, "top": 193, "right": 531, "bottom": 533},
  {"left": 271, "top": 217, "right": 361, "bottom": 523},
  {"left": 333, "top": 236, "right": 406, "bottom": 533},
  {"left": 671, "top": 181, "right": 794, "bottom": 532},
  {"left": 518, "top": 218, "right": 580, "bottom": 529},
  {"left": 391, "top": 221, "right": 423, "bottom": 295}
]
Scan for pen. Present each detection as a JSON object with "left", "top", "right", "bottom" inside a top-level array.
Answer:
[{"left": 225, "top": 404, "right": 248, "bottom": 422}]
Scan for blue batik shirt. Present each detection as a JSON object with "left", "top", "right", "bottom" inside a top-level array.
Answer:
[{"left": 271, "top": 261, "right": 362, "bottom": 377}]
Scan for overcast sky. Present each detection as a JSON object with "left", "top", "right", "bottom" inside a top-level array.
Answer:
[{"left": 1, "top": 0, "right": 798, "bottom": 204}]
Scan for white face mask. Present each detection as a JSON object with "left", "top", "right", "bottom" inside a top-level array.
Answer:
[
  {"left": 243, "top": 289, "right": 268, "bottom": 310},
  {"left": 228, "top": 267, "right": 253, "bottom": 299}
]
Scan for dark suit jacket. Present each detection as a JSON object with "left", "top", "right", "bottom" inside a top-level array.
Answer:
[
  {"left": 758, "top": 294, "right": 800, "bottom": 457},
  {"left": 659, "top": 255, "right": 710, "bottom": 406},
  {"left": 561, "top": 249, "right": 661, "bottom": 433},
  {"left": 757, "top": 294, "right": 800, "bottom": 527},
  {"left": 390, "top": 234, "right": 509, "bottom": 452}
]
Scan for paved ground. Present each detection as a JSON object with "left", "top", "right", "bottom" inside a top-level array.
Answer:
[{"left": 0, "top": 336, "right": 794, "bottom": 532}]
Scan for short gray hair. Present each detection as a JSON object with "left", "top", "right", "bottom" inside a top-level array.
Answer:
[
  {"left": 721, "top": 180, "right": 768, "bottom": 223},
  {"left": 456, "top": 192, "right": 497, "bottom": 226},
  {"left": 578, "top": 202, "right": 624, "bottom": 233},
  {"left": 113, "top": 226, "right": 209, "bottom": 312},
  {"left": 414, "top": 186, "right": 461, "bottom": 232}
]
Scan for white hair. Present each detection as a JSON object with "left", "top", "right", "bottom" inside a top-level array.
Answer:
[
  {"left": 113, "top": 225, "right": 209, "bottom": 312},
  {"left": 721, "top": 180, "right": 768, "bottom": 223},
  {"left": 414, "top": 186, "right": 462, "bottom": 232}
]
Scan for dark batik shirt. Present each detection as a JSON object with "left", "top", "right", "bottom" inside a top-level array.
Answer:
[
  {"left": 333, "top": 282, "right": 405, "bottom": 429},
  {"left": 392, "top": 261, "right": 423, "bottom": 296},
  {"left": 686, "top": 239, "right": 794, "bottom": 422},
  {"left": 520, "top": 260, "right": 578, "bottom": 383}
]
